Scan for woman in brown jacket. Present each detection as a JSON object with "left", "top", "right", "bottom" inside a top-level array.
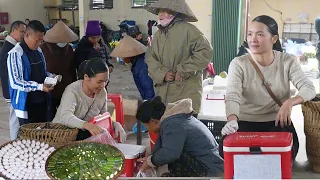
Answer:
[{"left": 40, "top": 21, "right": 79, "bottom": 120}]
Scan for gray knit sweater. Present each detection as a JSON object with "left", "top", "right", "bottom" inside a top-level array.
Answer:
[
  {"left": 53, "top": 80, "right": 107, "bottom": 128},
  {"left": 226, "top": 51, "right": 316, "bottom": 122}
]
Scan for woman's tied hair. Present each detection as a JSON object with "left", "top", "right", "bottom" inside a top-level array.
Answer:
[
  {"left": 77, "top": 57, "right": 109, "bottom": 80},
  {"left": 136, "top": 96, "right": 166, "bottom": 123},
  {"left": 252, "top": 15, "right": 283, "bottom": 52}
]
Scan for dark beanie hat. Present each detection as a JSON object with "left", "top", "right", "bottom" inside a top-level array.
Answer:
[{"left": 86, "top": 20, "right": 101, "bottom": 37}]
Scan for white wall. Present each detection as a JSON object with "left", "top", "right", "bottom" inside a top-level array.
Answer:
[
  {"left": 0, "top": 0, "right": 48, "bottom": 30},
  {"left": 0, "top": 0, "right": 213, "bottom": 43},
  {"left": 84, "top": 0, "right": 213, "bottom": 43},
  {"left": 249, "top": 0, "right": 320, "bottom": 38}
]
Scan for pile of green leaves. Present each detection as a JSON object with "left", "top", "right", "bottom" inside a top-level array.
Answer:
[
  {"left": 46, "top": 142, "right": 124, "bottom": 180},
  {"left": 303, "top": 52, "right": 316, "bottom": 59}
]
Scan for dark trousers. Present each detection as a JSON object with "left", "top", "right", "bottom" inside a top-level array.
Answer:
[
  {"left": 218, "top": 121, "right": 299, "bottom": 160},
  {"left": 18, "top": 101, "right": 49, "bottom": 125},
  {"left": 50, "top": 98, "right": 61, "bottom": 120}
]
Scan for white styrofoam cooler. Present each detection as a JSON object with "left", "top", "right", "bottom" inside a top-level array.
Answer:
[{"left": 199, "top": 79, "right": 227, "bottom": 121}]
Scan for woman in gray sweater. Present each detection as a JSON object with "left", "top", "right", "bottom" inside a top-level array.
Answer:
[
  {"left": 220, "top": 15, "right": 316, "bottom": 159},
  {"left": 53, "top": 58, "right": 126, "bottom": 142},
  {"left": 136, "top": 96, "right": 224, "bottom": 177}
]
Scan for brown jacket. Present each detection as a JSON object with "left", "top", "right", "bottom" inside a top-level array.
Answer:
[{"left": 40, "top": 42, "right": 77, "bottom": 99}]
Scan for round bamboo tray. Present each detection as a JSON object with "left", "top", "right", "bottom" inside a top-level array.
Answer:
[
  {"left": 0, "top": 139, "right": 20, "bottom": 179},
  {"left": 302, "top": 97, "right": 320, "bottom": 173},
  {"left": 45, "top": 141, "right": 125, "bottom": 180},
  {"left": 19, "top": 123, "right": 78, "bottom": 148}
]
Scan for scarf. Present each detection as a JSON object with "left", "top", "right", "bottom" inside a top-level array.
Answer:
[
  {"left": 158, "top": 15, "right": 176, "bottom": 27},
  {"left": 158, "top": 16, "right": 186, "bottom": 34}
]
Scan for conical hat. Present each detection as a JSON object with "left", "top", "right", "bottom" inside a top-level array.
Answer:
[
  {"left": 145, "top": 0, "right": 198, "bottom": 22},
  {"left": 44, "top": 21, "right": 79, "bottom": 43},
  {"left": 110, "top": 35, "right": 147, "bottom": 58}
]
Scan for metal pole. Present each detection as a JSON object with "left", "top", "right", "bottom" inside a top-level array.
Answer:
[
  {"left": 72, "top": 0, "right": 76, "bottom": 26},
  {"left": 58, "top": 7, "right": 62, "bottom": 20},
  {"left": 47, "top": 10, "right": 51, "bottom": 25},
  {"left": 136, "top": 100, "right": 143, "bottom": 145}
]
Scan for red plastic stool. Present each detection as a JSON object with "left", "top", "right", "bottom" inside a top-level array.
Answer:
[
  {"left": 107, "top": 94, "right": 125, "bottom": 127},
  {"left": 149, "top": 132, "right": 158, "bottom": 152}
]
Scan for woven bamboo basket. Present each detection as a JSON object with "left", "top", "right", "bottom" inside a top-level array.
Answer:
[
  {"left": 45, "top": 141, "right": 125, "bottom": 180},
  {"left": 302, "top": 96, "right": 320, "bottom": 173},
  {"left": 18, "top": 123, "right": 78, "bottom": 148}
]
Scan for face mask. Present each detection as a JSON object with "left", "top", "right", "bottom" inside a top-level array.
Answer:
[
  {"left": 158, "top": 15, "right": 176, "bottom": 27},
  {"left": 57, "top": 43, "right": 67, "bottom": 48}
]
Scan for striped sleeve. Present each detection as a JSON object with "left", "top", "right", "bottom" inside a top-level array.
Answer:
[{"left": 7, "top": 52, "right": 43, "bottom": 92}]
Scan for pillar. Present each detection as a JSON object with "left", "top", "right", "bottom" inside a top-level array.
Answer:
[{"left": 78, "top": 0, "right": 89, "bottom": 38}]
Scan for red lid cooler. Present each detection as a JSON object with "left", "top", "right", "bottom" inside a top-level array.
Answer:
[
  {"left": 114, "top": 143, "right": 146, "bottom": 177},
  {"left": 223, "top": 132, "right": 293, "bottom": 179}
]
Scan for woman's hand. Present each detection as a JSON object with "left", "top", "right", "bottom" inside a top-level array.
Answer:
[
  {"left": 93, "top": 43, "right": 100, "bottom": 51},
  {"left": 165, "top": 71, "right": 175, "bottom": 82},
  {"left": 275, "top": 99, "right": 293, "bottom": 127},
  {"left": 113, "top": 122, "right": 127, "bottom": 143},
  {"left": 175, "top": 73, "right": 183, "bottom": 82},
  {"left": 221, "top": 120, "right": 239, "bottom": 136},
  {"left": 83, "top": 122, "right": 104, "bottom": 136},
  {"left": 138, "top": 157, "right": 151, "bottom": 172}
]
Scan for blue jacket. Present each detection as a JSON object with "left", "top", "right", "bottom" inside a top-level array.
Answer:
[
  {"left": 131, "top": 54, "right": 154, "bottom": 100},
  {"left": 7, "top": 43, "right": 53, "bottom": 119}
]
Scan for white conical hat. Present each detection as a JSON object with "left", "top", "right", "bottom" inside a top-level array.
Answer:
[
  {"left": 44, "top": 21, "right": 79, "bottom": 43},
  {"left": 145, "top": 0, "right": 198, "bottom": 22},
  {"left": 110, "top": 35, "right": 147, "bottom": 58}
]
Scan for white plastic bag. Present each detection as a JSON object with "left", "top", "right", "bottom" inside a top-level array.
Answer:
[
  {"left": 136, "top": 168, "right": 157, "bottom": 177},
  {"left": 84, "top": 128, "right": 116, "bottom": 146}
]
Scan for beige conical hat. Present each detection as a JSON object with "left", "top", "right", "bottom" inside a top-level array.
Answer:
[
  {"left": 110, "top": 35, "right": 147, "bottom": 58},
  {"left": 145, "top": 0, "right": 198, "bottom": 22},
  {"left": 43, "top": 21, "right": 79, "bottom": 43}
]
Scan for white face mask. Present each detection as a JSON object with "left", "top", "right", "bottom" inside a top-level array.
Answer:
[{"left": 57, "top": 43, "right": 67, "bottom": 48}]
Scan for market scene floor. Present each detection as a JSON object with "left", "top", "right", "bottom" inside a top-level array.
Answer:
[{"left": 0, "top": 61, "right": 319, "bottom": 179}]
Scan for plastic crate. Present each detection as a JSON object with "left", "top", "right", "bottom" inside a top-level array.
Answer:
[{"left": 200, "top": 119, "right": 227, "bottom": 142}]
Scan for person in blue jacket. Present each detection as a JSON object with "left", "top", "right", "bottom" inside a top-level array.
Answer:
[
  {"left": 110, "top": 35, "right": 154, "bottom": 133},
  {"left": 110, "top": 35, "right": 154, "bottom": 100},
  {"left": 7, "top": 20, "right": 57, "bottom": 125}
]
